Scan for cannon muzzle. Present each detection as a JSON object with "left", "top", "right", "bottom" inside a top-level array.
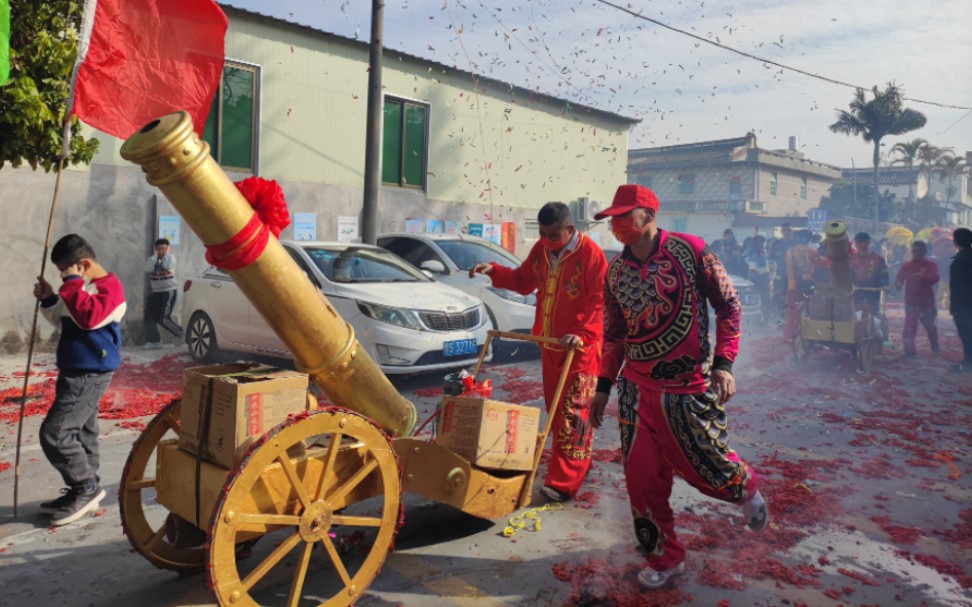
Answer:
[
  {"left": 823, "top": 219, "right": 853, "bottom": 297},
  {"left": 121, "top": 112, "right": 416, "bottom": 436}
]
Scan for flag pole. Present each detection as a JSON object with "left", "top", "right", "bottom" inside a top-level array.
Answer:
[{"left": 13, "top": 0, "right": 97, "bottom": 519}]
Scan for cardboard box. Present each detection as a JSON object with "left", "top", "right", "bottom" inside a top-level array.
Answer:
[
  {"left": 437, "top": 396, "right": 540, "bottom": 471},
  {"left": 179, "top": 363, "right": 309, "bottom": 468}
]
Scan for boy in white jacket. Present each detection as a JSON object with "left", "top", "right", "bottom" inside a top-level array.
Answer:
[{"left": 143, "top": 238, "right": 182, "bottom": 348}]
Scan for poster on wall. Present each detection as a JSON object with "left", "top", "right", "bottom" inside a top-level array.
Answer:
[
  {"left": 337, "top": 216, "right": 359, "bottom": 242},
  {"left": 444, "top": 220, "right": 459, "bottom": 234},
  {"left": 468, "top": 223, "right": 483, "bottom": 237},
  {"left": 158, "top": 215, "right": 180, "bottom": 245},
  {"left": 293, "top": 212, "right": 317, "bottom": 241},
  {"left": 483, "top": 223, "right": 501, "bottom": 245},
  {"left": 405, "top": 218, "right": 424, "bottom": 234},
  {"left": 426, "top": 219, "right": 444, "bottom": 234},
  {"left": 501, "top": 222, "right": 516, "bottom": 253}
]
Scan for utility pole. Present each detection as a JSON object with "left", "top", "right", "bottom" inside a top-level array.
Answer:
[{"left": 361, "top": 0, "right": 384, "bottom": 245}]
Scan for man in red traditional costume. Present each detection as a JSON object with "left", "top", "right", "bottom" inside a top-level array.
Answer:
[
  {"left": 470, "top": 202, "right": 608, "bottom": 502},
  {"left": 590, "top": 184, "right": 767, "bottom": 590},
  {"left": 784, "top": 229, "right": 820, "bottom": 344}
]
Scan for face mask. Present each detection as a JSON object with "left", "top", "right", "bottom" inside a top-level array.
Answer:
[
  {"left": 541, "top": 237, "right": 567, "bottom": 252},
  {"left": 611, "top": 215, "right": 644, "bottom": 245}
]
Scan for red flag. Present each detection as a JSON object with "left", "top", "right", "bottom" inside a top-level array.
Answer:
[{"left": 73, "top": 0, "right": 227, "bottom": 139}]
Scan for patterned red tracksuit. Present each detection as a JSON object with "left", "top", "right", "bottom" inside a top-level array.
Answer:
[
  {"left": 490, "top": 232, "right": 607, "bottom": 497},
  {"left": 601, "top": 230, "right": 760, "bottom": 571}
]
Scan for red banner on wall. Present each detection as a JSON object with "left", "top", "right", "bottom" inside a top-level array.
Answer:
[{"left": 501, "top": 222, "right": 517, "bottom": 254}]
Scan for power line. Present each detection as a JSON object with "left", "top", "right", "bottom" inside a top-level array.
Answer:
[{"left": 594, "top": 0, "right": 972, "bottom": 111}]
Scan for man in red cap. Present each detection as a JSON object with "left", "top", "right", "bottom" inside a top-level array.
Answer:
[
  {"left": 470, "top": 202, "right": 608, "bottom": 502},
  {"left": 590, "top": 184, "right": 767, "bottom": 590}
]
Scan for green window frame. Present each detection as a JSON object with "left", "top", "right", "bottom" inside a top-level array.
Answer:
[
  {"left": 800, "top": 178, "right": 808, "bottom": 200},
  {"left": 382, "top": 97, "right": 428, "bottom": 189},
  {"left": 201, "top": 60, "right": 260, "bottom": 173},
  {"left": 770, "top": 172, "right": 778, "bottom": 196}
]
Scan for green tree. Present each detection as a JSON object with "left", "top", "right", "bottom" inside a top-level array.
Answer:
[
  {"left": 0, "top": 0, "right": 98, "bottom": 172},
  {"left": 829, "top": 82, "right": 927, "bottom": 224}
]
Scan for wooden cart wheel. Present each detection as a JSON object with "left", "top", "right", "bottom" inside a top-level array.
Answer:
[
  {"left": 858, "top": 310, "right": 874, "bottom": 374},
  {"left": 120, "top": 399, "right": 207, "bottom": 572},
  {"left": 208, "top": 409, "right": 401, "bottom": 607}
]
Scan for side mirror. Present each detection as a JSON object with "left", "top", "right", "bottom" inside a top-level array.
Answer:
[
  {"left": 420, "top": 260, "right": 447, "bottom": 274},
  {"left": 421, "top": 269, "right": 434, "bottom": 279}
]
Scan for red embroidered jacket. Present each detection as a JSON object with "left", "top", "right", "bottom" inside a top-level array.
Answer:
[
  {"left": 489, "top": 232, "right": 608, "bottom": 372},
  {"left": 600, "top": 230, "right": 741, "bottom": 394}
]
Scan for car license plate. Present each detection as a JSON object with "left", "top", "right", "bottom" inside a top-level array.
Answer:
[{"left": 443, "top": 338, "right": 477, "bottom": 357}]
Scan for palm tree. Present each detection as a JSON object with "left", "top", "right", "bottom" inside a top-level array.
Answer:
[
  {"left": 918, "top": 144, "right": 951, "bottom": 182},
  {"left": 829, "top": 82, "right": 927, "bottom": 224},
  {"left": 890, "top": 138, "right": 927, "bottom": 202}
]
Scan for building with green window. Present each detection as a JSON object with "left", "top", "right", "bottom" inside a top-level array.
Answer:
[
  {"left": 0, "top": 5, "right": 636, "bottom": 339},
  {"left": 628, "top": 133, "right": 841, "bottom": 241}
]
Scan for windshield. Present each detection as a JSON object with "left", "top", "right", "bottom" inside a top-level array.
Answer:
[
  {"left": 438, "top": 239, "right": 523, "bottom": 270},
  {"left": 302, "top": 246, "right": 430, "bottom": 283}
]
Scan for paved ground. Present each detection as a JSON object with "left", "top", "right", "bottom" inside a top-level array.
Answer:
[{"left": 0, "top": 307, "right": 970, "bottom": 607}]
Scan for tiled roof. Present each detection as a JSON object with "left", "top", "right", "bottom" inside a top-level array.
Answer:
[
  {"left": 629, "top": 136, "right": 752, "bottom": 160},
  {"left": 837, "top": 167, "right": 924, "bottom": 186}
]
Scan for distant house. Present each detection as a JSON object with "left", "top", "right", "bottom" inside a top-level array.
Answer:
[
  {"left": 838, "top": 158, "right": 972, "bottom": 227},
  {"left": 627, "top": 133, "right": 841, "bottom": 241}
]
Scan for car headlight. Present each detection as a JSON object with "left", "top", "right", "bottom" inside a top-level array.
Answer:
[
  {"left": 486, "top": 286, "right": 537, "bottom": 306},
  {"left": 356, "top": 300, "right": 421, "bottom": 330}
]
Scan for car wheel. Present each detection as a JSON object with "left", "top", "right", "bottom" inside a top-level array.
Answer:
[{"left": 186, "top": 312, "right": 220, "bottom": 363}]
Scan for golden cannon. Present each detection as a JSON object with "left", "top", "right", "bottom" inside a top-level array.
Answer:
[
  {"left": 116, "top": 112, "right": 573, "bottom": 607},
  {"left": 794, "top": 219, "right": 885, "bottom": 373}
]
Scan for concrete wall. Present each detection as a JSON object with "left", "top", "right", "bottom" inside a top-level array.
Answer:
[{"left": 83, "top": 10, "right": 631, "bottom": 209}]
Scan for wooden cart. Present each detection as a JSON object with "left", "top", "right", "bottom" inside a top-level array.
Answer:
[
  {"left": 119, "top": 330, "right": 575, "bottom": 607},
  {"left": 794, "top": 286, "right": 887, "bottom": 373},
  {"left": 793, "top": 219, "right": 886, "bottom": 374}
]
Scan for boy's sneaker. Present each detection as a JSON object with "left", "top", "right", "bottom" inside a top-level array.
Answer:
[
  {"left": 742, "top": 490, "right": 769, "bottom": 531},
  {"left": 637, "top": 562, "right": 684, "bottom": 589},
  {"left": 541, "top": 486, "right": 571, "bottom": 503},
  {"left": 39, "top": 488, "right": 75, "bottom": 515},
  {"left": 142, "top": 341, "right": 163, "bottom": 350},
  {"left": 51, "top": 487, "right": 106, "bottom": 527}
]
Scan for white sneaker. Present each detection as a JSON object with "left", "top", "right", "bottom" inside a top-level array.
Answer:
[
  {"left": 637, "top": 562, "right": 684, "bottom": 589},
  {"left": 742, "top": 490, "right": 769, "bottom": 531},
  {"left": 142, "top": 341, "right": 163, "bottom": 350}
]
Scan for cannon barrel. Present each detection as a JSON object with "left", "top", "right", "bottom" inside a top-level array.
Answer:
[
  {"left": 823, "top": 219, "right": 853, "bottom": 297},
  {"left": 120, "top": 112, "right": 416, "bottom": 436}
]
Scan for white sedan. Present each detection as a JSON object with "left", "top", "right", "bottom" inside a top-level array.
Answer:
[
  {"left": 377, "top": 233, "right": 537, "bottom": 336},
  {"left": 181, "top": 241, "right": 491, "bottom": 374}
]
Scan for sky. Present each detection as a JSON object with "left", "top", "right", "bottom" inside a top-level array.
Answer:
[{"left": 224, "top": 0, "right": 972, "bottom": 170}]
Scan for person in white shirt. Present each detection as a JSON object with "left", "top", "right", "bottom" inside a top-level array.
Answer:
[{"left": 143, "top": 238, "right": 182, "bottom": 348}]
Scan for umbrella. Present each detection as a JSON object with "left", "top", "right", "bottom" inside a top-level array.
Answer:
[{"left": 885, "top": 226, "right": 913, "bottom": 246}]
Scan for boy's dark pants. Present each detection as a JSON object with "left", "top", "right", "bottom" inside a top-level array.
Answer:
[
  {"left": 40, "top": 371, "right": 113, "bottom": 491},
  {"left": 144, "top": 289, "right": 181, "bottom": 342}
]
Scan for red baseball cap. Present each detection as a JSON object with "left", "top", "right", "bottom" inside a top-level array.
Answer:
[{"left": 594, "top": 184, "right": 660, "bottom": 220}]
